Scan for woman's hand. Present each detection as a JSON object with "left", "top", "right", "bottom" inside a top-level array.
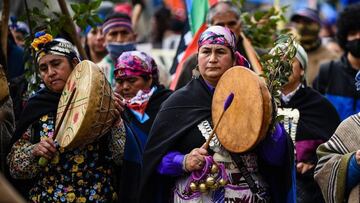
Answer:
[
  {"left": 32, "top": 138, "right": 57, "bottom": 160},
  {"left": 355, "top": 150, "right": 360, "bottom": 165},
  {"left": 184, "top": 148, "right": 208, "bottom": 172},
  {"left": 296, "top": 162, "right": 314, "bottom": 174},
  {"left": 113, "top": 92, "right": 126, "bottom": 117}
]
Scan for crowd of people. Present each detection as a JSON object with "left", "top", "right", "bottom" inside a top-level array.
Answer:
[{"left": 2, "top": 1, "right": 360, "bottom": 203}]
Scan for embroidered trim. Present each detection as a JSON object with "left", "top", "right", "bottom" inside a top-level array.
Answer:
[
  {"left": 278, "top": 107, "right": 300, "bottom": 156},
  {"left": 197, "top": 120, "right": 221, "bottom": 152}
]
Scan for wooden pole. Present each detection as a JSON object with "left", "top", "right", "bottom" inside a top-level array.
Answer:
[
  {"left": 241, "top": 32, "right": 263, "bottom": 75},
  {"left": 24, "top": 0, "right": 34, "bottom": 38},
  {"left": 1, "top": 0, "right": 10, "bottom": 64},
  {"left": 0, "top": 0, "right": 10, "bottom": 102},
  {"left": 132, "top": 3, "right": 143, "bottom": 30},
  {"left": 57, "top": 0, "right": 88, "bottom": 60}
]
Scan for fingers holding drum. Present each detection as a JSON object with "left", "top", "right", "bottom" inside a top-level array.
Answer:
[
  {"left": 185, "top": 148, "right": 207, "bottom": 172},
  {"left": 113, "top": 94, "right": 125, "bottom": 115}
]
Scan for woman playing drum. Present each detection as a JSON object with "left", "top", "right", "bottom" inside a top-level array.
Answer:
[
  {"left": 7, "top": 32, "right": 125, "bottom": 202},
  {"left": 139, "top": 26, "right": 295, "bottom": 203}
]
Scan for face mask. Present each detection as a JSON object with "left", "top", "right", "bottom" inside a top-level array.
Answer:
[
  {"left": 106, "top": 42, "right": 136, "bottom": 62},
  {"left": 294, "top": 23, "right": 321, "bottom": 51},
  {"left": 346, "top": 39, "right": 360, "bottom": 58},
  {"left": 295, "top": 23, "right": 320, "bottom": 36}
]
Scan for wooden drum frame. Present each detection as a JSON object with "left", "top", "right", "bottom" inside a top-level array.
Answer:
[
  {"left": 56, "top": 60, "right": 117, "bottom": 149},
  {"left": 212, "top": 66, "right": 272, "bottom": 153}
]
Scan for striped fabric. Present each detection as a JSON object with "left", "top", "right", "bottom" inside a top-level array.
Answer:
[{"left": 314, "top": 113, "right": 360, "bottom": 203}]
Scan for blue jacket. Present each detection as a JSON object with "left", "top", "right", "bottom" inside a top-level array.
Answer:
[{"left": 313, "top": 55, "right": 360, "bottom": 121}]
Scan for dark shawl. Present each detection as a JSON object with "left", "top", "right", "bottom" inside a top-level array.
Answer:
[
  {"left": 139, "top": 77, "right": 211, "bottom": 203},
  {"left": 7, "top": 87, "right": 60, "bottom": 197},
  {"left": 118, "top": 85, "right": 172, "bottom": 203},
  {"left": 280, "top": 86, "right": 340, "bottom": 142},
  {"left": 10, "top": 87, "right": 61, "bottom": 145},
  {"left": 139, "top": 77, "right": 295, "bottom": 203}
]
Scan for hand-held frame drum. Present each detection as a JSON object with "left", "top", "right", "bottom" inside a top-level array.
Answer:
[
  {"left": 212, "top": 66, "right": 272, "bottom": 153},
  {"left": 56, "top": 60, "right": 117, "bottom": 149}
]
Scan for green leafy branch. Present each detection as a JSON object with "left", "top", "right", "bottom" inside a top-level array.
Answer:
[
  {"left": 260, "top": 34, "right": 297, "bottom": 107},
  {"left": 71, "top": 0, "right": 103, "bottom": 30},
  {"left": 20, "top": 0, "right": 102, "bottom": 97},
  {"left": 241, "top": 6, "right": 290, "bottom": 49}
]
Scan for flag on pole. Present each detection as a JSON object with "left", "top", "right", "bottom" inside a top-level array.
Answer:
[{"left": 169, "top": 0, "right": 218, "bottom": 90}]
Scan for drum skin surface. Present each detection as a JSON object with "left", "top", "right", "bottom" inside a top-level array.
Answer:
[
  {"left": 212, "top": 66, "right": 272, "bottom": 153},
  {"left": 56, "top": 60, "right": 116, "bottom": 149}
]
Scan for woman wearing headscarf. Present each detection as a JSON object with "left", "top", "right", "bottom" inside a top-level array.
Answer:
[
  {"left": 139, "top": 26, "right": 295, "bottom": 203},
  {"left": 7, "top": 32, "right": 125, "bottom": 202},
  {"left": 274, "top": 42, "right": 340, "bottom": 203},
  {"left": 114, "top": 51, "right": 172, "bottom": 202}
]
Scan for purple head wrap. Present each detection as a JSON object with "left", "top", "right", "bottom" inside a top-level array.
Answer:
[
  {"left": 198, "top": 26, "right": 250, "bottom": 68},
  {"left": 115, "top": 51, "right": 159, "bottom": 81}
]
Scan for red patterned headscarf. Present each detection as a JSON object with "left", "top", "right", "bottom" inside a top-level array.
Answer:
[
  {"left": 198, "top": 26, "right": 250, "bottom": 68},
  {"left": 114, "top": 51, "right": 159, "bottom": 82}
]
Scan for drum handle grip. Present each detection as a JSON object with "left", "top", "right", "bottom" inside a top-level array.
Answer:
[
  {"left": 53, "top": 87, "right": 77, "bottom": 140},
  {"left": 203, "top": 110, "right": 226, "bottom": 150}
]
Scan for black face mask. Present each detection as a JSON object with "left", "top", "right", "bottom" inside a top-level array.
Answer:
[{"left": 346, "top": 39, "right": 360, "bottom": 58}]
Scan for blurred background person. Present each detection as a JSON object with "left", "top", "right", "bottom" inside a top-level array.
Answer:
[
  {"left": 151, "top": 5, "right": 184, "bottom": 49},
  {"left": 83, "top": 19, "right": 107, "bottom": 64},
  {"left": 313, "top": 3, "right": 360, "bottom": 121},
  {"left": 97, "top": 12, "right": 137, "bottom": 87},
  {"left": 9, "top": 16, "right": 29, "bottom": 48},
  {"left": 290, "top": 7, "right": 339, "bottom": 86}
]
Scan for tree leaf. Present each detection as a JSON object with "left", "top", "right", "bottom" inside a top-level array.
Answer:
[
  {"left": 254, "top": 11, "right": 265, "bottom": 21},
  {"left": 92, "top": 15, "right": 103, "bottom": 23},
  {"left": 71, "top": 3, "right": 80, "bottom": 13},
  {"left": 90, "top": 0, "right": 102, "bottom": 10}
]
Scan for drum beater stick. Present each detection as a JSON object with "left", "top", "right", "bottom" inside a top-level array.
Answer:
[
  {"left": 203, "top": 93, "right": 234, "bottom": 150},
  {"left": 39, "top": 88, "right": 77, "bottom": 166},
  {"left": 53, "top": 87, "right": 77, "bottom": 140}
]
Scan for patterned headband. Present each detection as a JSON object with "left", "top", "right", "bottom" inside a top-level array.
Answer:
[
  {"left": 198, "top": 26, "right": 250, "bottom": 68},
  {"left": 102, "top": 17, "right": 133, "bottom": 35},
  {"left": 31, "top": 32, "right": 79, "bottom": 63},
  {"left": 198, "top": 25, "right": 237, "bottom": 53}
]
